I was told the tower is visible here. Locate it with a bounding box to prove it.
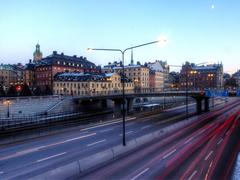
[33,43,43,62]
[130,49,134,65]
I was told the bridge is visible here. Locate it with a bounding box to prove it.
[72,90,212,114]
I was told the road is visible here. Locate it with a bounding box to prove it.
[79,98,240,180]
[0,97,231,179]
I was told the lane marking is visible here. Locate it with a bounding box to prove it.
[204,150,213,161]
[80,117,136,131]
[87,139,106,147]
[131,168,149,180]
[0,171,4,174]
[38,133,97,149]
[36,152,66,163]
[163,149,176,159]
[100,128,114,133]
[141,125,152,130]
[217,138,223,145]
[184,137,194,144]
[0,147,40,161]
[188,170,197,180]
[120,131,134,136]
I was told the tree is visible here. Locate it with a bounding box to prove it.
[0,85,6,97]
[7,85,17,97]
[20,83,32,96]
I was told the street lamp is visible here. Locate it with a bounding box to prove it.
[3,100,11,118]
[87,38,167,146]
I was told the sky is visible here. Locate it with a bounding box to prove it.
[0,0,239,73]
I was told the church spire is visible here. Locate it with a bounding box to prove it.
[33,43,43,62]
[130,49,134,65]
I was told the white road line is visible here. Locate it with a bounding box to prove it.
[87,139,106,147]
[100,128,114,133]
[39,133,96,149]
[36,152,66,163]
[184,137,194,144]
[120,131,134,136]
[217,138,223,145]
[188,170,197,180]
[163,149,176,159]
[80,117,136,131]
[141,125,152,130]
[131,168,149,180]
[204,150,213,161]
[0,171,4,174]
[0,147,40,161]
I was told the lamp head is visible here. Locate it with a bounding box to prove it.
[86,48,93,52]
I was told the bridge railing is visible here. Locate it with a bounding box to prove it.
[72,88,204,97]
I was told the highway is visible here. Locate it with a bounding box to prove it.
[79,98,240,180]
[0,97,234,179]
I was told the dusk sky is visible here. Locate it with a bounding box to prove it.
[0,0,239,73]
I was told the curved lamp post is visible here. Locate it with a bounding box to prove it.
[87,38,167,146]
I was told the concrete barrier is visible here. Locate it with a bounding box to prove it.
[135,133,153,146]
[112,139,137,158]
[79,149,114,172]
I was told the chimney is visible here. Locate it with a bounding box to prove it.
[73,55,77,58]
[53,51,57,55]
[61,52,64,56]
[29,59,32,63]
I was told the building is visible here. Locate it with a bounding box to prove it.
[33,43,43,62]
[53,72,134,96]
[35,51,99,91]
[146,60,169,89]
[169,71,180,90]
[149,70,164,90]
[179,62,224,90]
[0,64,23,90]
[232,70,240,87]
[113,65,149,89]
[23,59,36,88]
[102,60,150,90]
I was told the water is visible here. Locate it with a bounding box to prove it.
[232,153,240,180]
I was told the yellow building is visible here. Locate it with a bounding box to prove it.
[53,72,134,96]
[113,65,149,89]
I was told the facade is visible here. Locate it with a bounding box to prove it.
[23,60,36,88]
[113,65,149,89]
[0,64,23,90]
[169,71,180,89]
[149,70,164,90]
[35,51,99,90]
[232,70,240,87]
[53,72,134,96]
[179,62,224,90]
[146,60,169,89]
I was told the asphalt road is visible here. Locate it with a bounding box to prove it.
[0,97,230,179]
[79,98,240,180]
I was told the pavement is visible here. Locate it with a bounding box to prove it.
[0,97,230,179]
